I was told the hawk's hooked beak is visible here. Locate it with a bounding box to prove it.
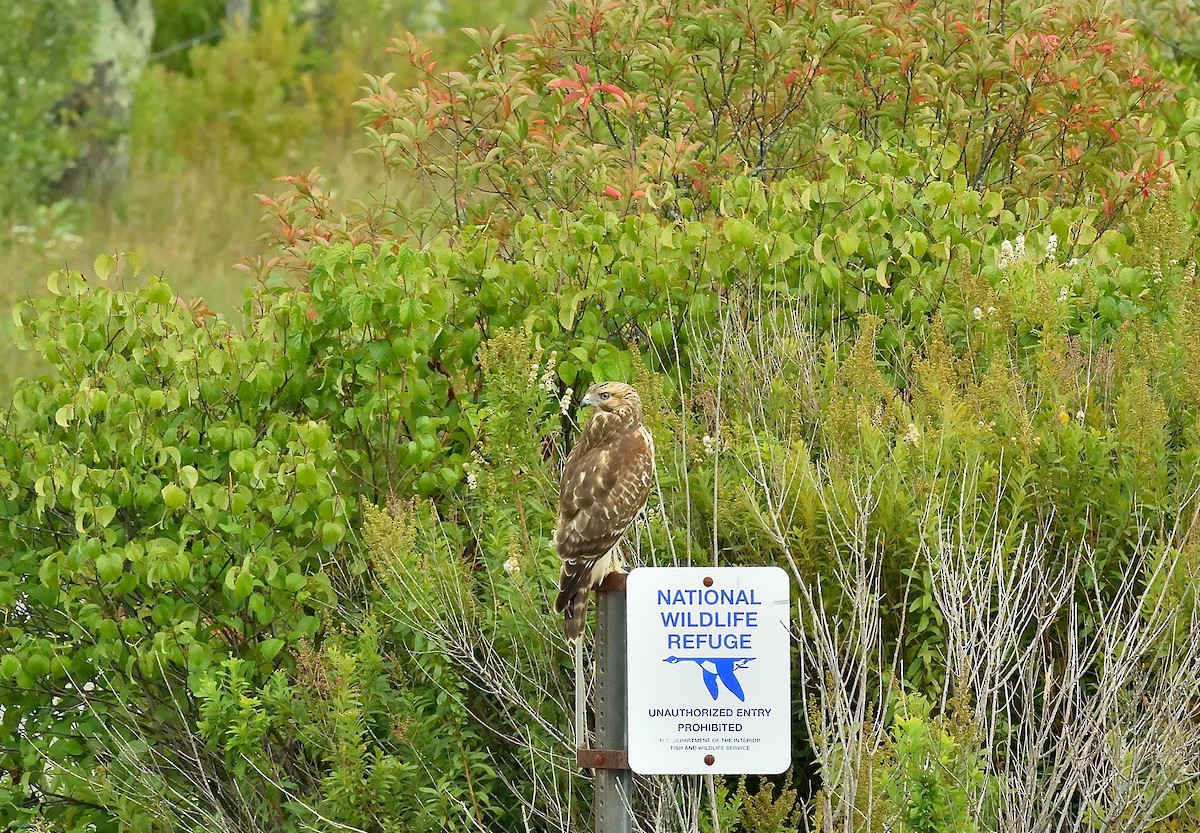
[580,391,598,408]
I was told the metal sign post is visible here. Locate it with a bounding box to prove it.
[577,572,633,833]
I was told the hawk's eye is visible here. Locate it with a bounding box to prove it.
[600,391,611,400]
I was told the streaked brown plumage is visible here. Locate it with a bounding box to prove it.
[554,382,654,640]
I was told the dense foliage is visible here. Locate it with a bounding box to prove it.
[2,0,1200,831]
[267,0,1171,248]
[0,2,95,213]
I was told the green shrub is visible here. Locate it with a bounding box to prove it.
[884,693,987,833]
[131,1,321,180]
[298,0,1170,242]
[6,174,1196,833]
[150,0,226,71]
[0,263,349,830]
[0,1,95,213]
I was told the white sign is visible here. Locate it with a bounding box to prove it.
[626,566,791,775]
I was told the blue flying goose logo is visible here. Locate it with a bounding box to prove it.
[664,656,754,701]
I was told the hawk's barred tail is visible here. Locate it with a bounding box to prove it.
[561,587,589,640]
[555,558,594,640]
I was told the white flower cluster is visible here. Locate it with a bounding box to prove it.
[559,387,574,415]
[903,423,920,446]
[702,433,720,455]
[503,554,521,575]
[996,234,1026,269]
[463,450,484,491]
[541,351,559,394]
[527,345,543,384]
[971,306,997,320]
[997,232,1061,270]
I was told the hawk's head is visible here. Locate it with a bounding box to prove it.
[581,382,642,418]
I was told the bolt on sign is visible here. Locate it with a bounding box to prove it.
[626,567,791,775]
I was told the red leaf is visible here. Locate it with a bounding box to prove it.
[548,78,582,90]
[602,186,622,199]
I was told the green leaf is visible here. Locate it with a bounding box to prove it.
[813,233,829,265]
[1050,212,1070,240]
[147,281,174,306]
[94,252,116,281]
[233,570,254,600]
[348,292,371,326]
[558,302,575,331]
[95,504,117,528]
[260,638,285,662]
[180,466,199,490]
[161,484,187,510]
[836,229,860,258]
[39,555,59,590]
[321,521,346,548]
[24,654,50,678]
[295,463,318,487]
[96,551,124,584]
[1179,115,1200,144]
[725,219,755,248]
[927,181,953,206]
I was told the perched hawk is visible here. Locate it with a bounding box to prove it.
[554,382,654,640]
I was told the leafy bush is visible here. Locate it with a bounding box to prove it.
[318,0,1170,240]
[0,264,349,830]
[0,1,95,213]
[132,1,322,180]
[1127,0,1200,62]
[149,0,227,72]
[7,173,1198,833]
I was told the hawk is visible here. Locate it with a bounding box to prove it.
[554,382,654,639]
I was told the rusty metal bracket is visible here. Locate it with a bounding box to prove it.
[577,747,630,770]
[598,571,627,592]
